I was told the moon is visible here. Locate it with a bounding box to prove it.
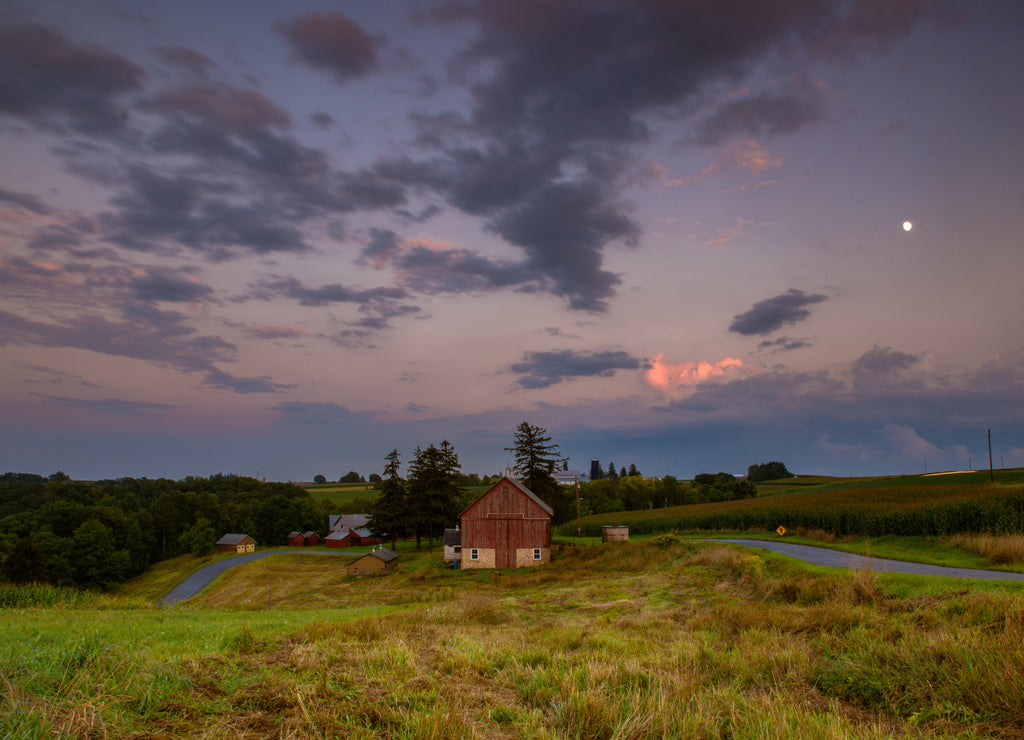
[902,220,913,231]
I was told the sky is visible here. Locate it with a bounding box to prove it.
[1,0,1023,482]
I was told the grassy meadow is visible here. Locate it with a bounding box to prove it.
[4,537,1024,739]
[303,482,379,509]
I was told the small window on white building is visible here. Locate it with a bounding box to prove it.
[454,545,461,553]
[470,548,479,560]
[533,548,542,560]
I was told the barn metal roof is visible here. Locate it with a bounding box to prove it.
[215,533,253,545]
[369,547,399,563]
[443,528,461,546]
[329,514,370,531]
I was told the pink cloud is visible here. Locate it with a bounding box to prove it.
[401,234,457,251]
[645,353,755,397]
[704,217,751,248]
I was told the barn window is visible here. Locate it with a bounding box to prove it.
[454,546,461,553]
[533,548,542,560]
[470,548,479,560]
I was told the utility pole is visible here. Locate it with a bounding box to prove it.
[575,474,581,538]
[988,429,994,483]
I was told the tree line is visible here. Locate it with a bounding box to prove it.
[0,474,323,590]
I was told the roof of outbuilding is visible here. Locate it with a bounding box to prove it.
[215,533,253,545]
[330,514,370,530]
[443,528,461,545]
[288,531,302,538]
[370,547,400,563]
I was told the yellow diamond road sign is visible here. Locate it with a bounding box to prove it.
[776,526,787,536]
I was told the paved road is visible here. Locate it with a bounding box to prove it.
[705,539,1024,582]
[160,541,1022,605]
[159,550,357,606]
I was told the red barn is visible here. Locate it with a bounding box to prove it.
[460,475,553,569]
[287,531,305,547]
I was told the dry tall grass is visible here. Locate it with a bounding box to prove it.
[950,533,1024,565]
[4,541,1024,739]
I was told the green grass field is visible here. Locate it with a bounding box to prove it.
[302,481,379,508]
[4,539,1024,739]
[5,472,1024,738]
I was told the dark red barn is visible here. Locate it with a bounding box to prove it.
[460,475,553,569]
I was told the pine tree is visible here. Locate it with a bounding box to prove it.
[407,441,462,550]
[510,422,573,523]
[368,449,407,548]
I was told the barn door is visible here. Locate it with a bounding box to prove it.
[496,520,511,568]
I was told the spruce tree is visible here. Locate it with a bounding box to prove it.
[510,421,573,523]
[407,441,462,550]
[368,449,407,548]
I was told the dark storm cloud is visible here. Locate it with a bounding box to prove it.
[688,89,828,147]
[390,0,930,312]
[853,345,920,375]
[660,369,843,420]
[358,228,402,267]
[260,277,408,307]
[488,181,636,311]
[395,203,442,224]
[27,224,85,251]
[308,111,336,128]
[129,267,215,302]
[729,289,829,336]
[276,12,384,84]
[811,0,931,59]
[758,336,811,352]
[157,47,217,78]
[334,168,408,211]
[255,276,419,340]
[440,0,930,144]
[151,83,292,132]
[0,187,50,214]
[395,246,531,294]
[511,350,643,389]
[0,305,288,394]
[202,368,292,394]
[0,21,145,135]
[851,344,919,389]
[239,326,306,340]
[101,165,311,257]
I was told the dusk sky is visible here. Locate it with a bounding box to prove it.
[2,0,1022,482]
